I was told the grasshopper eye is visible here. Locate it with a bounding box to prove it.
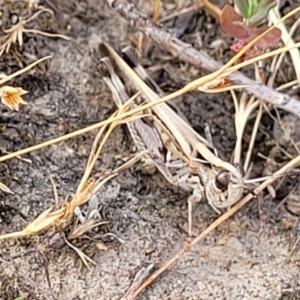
[216,170,230,190]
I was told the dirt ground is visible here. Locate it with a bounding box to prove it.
[1,0,300,299]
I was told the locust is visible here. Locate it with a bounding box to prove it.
[99,43,244,236]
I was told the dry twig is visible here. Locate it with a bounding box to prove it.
[105,0,300,116]
[121,153,300,299]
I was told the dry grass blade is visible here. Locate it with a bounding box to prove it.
[60,151,147,228]
[269,7,300,81]
[23,29,69,40]
[0,98,150,239]
[151,0,160,22]
[225,42,300,75]
[0,104,148,164]
[59,96,150,227]
[230,61,264,169]
[0,207,64,240]
[76,93,140,194]
[197,82,247,93]
[71,103,149,202]
[0,154,143,240]
[231,91,259,165]
[0,56,52,85]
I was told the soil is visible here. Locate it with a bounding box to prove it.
[1,0,300,300]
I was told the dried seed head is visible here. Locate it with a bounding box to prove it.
[0,86,28,111]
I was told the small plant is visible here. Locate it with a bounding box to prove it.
[220,0,281,53]
[0,7,69,58]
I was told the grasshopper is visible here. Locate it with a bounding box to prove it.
[99,43,244,236]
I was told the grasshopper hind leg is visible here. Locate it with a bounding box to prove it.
[187,189,203,237]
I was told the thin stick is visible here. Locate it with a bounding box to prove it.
[199,0,221,19]
[0,113,147,163]
[0,55,51,85]
[244,103,263,172]
[152,0,160,22]
[129,154,300,299]
[243,63,264,172]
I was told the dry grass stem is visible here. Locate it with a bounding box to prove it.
[151,0,160,22]
[0,38,298,173]
[231,62,264,170]
[244,103,264,172]
[0,96,150,239]
[107,0,300,114]
[269,7,300,81]
[0,107,148,164]
[199,0,221,19]
[0,55,52,85]
[63,235,97,269]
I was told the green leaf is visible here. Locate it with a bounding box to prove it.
[247,1,256,19]
[237,0,276,21]
[234,0,250,19]
[249,2,276,25]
